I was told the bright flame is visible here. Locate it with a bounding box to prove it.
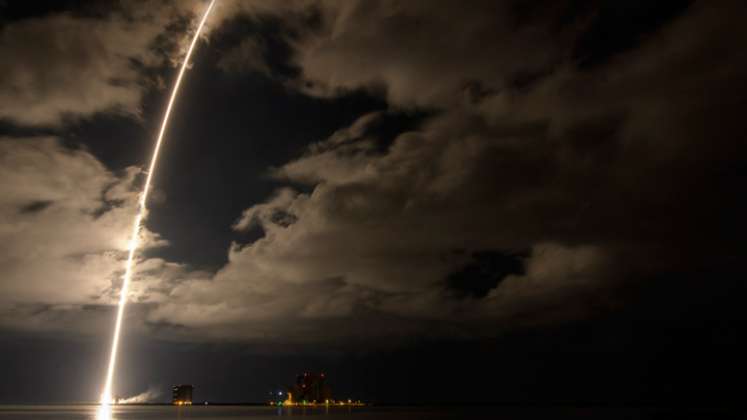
[99,0,216,407]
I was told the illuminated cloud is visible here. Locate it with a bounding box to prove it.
[0,1,744,346]
[138,0,747,342]
[0,137,167,332]
[0,1,208,126]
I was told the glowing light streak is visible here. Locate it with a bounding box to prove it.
[99,0,216,408]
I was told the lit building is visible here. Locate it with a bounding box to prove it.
[172,384,193,405]
[290,372,332,403]
[273,373,364,407]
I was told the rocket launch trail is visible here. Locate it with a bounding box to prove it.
[99,0,216,406]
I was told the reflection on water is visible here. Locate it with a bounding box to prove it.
[95,405,111,420]
[96,404,117,420]
[0,404,728,419]
[0,405,369,420]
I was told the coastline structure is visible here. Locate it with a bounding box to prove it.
[269,372,365,407]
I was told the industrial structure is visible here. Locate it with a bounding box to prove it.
[172,384,193,405]
[291,372,332,403]
[271,372,364,407]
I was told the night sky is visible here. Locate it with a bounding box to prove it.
[0,0,745,406]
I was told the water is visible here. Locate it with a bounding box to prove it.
[0,405,738,420]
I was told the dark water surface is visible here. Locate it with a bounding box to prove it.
[0,405,739,420]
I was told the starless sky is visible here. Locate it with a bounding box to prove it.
[0,0,745,405]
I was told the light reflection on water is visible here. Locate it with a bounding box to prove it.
[96,405,112,420]
[0,405,370,420]
[0,404,712,419]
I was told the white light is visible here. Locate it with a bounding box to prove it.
[96,404,112,420]
[99,0,217,407]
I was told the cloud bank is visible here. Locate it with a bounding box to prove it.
[0,0,745,345]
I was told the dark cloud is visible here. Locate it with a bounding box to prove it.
[446,251,527,299]
[18,199,54,215]
[572,0,693,68]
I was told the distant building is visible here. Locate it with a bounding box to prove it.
[172,384,193,405]
[289,372,331,403]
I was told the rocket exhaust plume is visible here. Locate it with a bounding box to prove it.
[99,0,216,406]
